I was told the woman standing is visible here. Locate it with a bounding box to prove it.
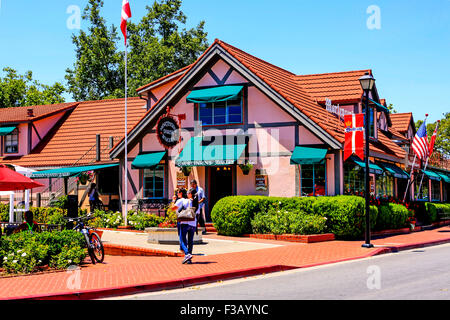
[88,183,99,213]
[173,188,197,264]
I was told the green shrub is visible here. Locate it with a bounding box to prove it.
[425,203,438,223]
[88,210,123,229]
[0,203,9,222]
[312,196,378,240]
[434,203,450,220]
[0,230,86,274]
[127,211,165,230]
[376,203,409,230]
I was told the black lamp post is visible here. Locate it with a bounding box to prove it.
[359,72,375,249]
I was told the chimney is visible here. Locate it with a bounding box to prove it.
[27,108,34,117]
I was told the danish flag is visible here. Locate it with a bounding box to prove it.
[121,0,132,45]
[428,121,439,157]
[344,114,365,161]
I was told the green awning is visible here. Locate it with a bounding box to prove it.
[368,98,389,113]
[0,127,17,136]
[31,163,119,179]
[422,170,442,181]
[131,152,166,169]
[290,146,328,165]
[186,85,243,104]
[175,136,247,167]
[435,172,450,183]
[378,162,409,179]
[352,158,384,175]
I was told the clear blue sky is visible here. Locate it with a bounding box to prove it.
[0,0,448,123]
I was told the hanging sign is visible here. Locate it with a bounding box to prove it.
[344,114,365,161]
[176,171,188,189]
[255,174,268,191]
[157,115,180,149]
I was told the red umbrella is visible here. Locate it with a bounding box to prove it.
[0,164,44,191]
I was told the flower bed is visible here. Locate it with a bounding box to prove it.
[0,230,87,275]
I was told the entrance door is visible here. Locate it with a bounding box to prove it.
[207,166,234,221]
[397,179,408,200]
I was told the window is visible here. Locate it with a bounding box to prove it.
[362,106,375,138]
[143,165,165,199]
[431,180,441,202]
[344,163,365,196]
[443,183,448,202]
[199,97,243,126]
[415,176,429,201]
[97,166,119,194]
[376,173,394,198]
[300,164,326,197]
[4,128,19,153]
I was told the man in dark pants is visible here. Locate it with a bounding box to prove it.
[190,180,207,235]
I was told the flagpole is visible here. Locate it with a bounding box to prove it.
[417,121,439,199]
[124,41,128,226]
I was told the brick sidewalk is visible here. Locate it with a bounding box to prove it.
[1,226,449,300]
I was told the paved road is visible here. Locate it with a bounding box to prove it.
[113,244,450,300]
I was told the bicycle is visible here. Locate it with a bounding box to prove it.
[65,214,104,264]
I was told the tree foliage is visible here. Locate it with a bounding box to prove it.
[416,112,450,155]
[0,68,65,108]
[65,0,209,101]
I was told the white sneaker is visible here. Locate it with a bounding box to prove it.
[182,254,193,264]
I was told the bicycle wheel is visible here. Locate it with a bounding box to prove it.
[89,232,104,263]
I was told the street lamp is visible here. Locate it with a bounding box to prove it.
[359,72,375,249]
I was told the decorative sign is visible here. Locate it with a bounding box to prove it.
[157,115,180,149]
[255,174,268,191]
[344,114,365,161]
[326,98,353,118]
[176,171,188,189]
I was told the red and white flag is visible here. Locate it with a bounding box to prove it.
[344,114,365,161]
[428,121,439,157]
[121,0,132,45]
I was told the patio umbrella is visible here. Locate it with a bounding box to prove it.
[0,164,44,191]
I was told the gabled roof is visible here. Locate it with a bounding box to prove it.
[293,70,371,104]
[390,112,414,134]
[136,65,192,94]
[0,102,78,124]
[1,98,147,168]
[371,130,407,160]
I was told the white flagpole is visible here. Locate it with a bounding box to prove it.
[417,121,439,199]
[124,41,128,225]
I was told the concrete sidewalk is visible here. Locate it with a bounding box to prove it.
[1,225,449,300]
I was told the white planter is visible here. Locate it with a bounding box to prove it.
[145,227,204,245]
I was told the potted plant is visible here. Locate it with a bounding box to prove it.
[77,171,94,185]
[181,166,192,177]
[239,163,253,175]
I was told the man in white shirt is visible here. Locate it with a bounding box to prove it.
[190,180,207,234]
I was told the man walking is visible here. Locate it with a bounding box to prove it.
[190,180,207,235]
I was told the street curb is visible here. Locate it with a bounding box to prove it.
[15,265,298,301]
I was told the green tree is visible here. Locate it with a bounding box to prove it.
[65,0,124,101]
[387,104,398,114]
[65,0,209,100]
[0,68,65,108]
[416,112,450,155]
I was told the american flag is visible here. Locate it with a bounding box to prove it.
[411,120,429,160]
[121,0,132,45]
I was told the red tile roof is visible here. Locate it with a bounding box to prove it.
[390,112,413,133]
[136,65,192,94]
[293,70,370,104]
[1,98,147,167]
[0,103,78,124]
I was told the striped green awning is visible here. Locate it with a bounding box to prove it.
[369,98,389,113]
[422,170,442,181]
[352,158,384,175]
[0,127,17,136]
[290,146,328,165]
[378,162,409,179]
[175,136,247,167]
[131,152,166,169]
[186,86,243,104]
[31,163,119,179]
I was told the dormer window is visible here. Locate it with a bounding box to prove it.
[4,128,19,154]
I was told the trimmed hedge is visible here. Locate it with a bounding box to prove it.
[211,196,378,240]
[434,203,450,220]
[375,203,409,231]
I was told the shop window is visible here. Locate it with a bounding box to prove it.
[344,163,365,196]
[431,180,441,202]
[199,97,242,126]
[415,176,429,201]
[376,173,394,198]
[143,165,165,199]
[4,128,19,153]
[300,164,326,197]
[443,183,448,202]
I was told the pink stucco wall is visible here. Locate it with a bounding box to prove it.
[32,112,65,149]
